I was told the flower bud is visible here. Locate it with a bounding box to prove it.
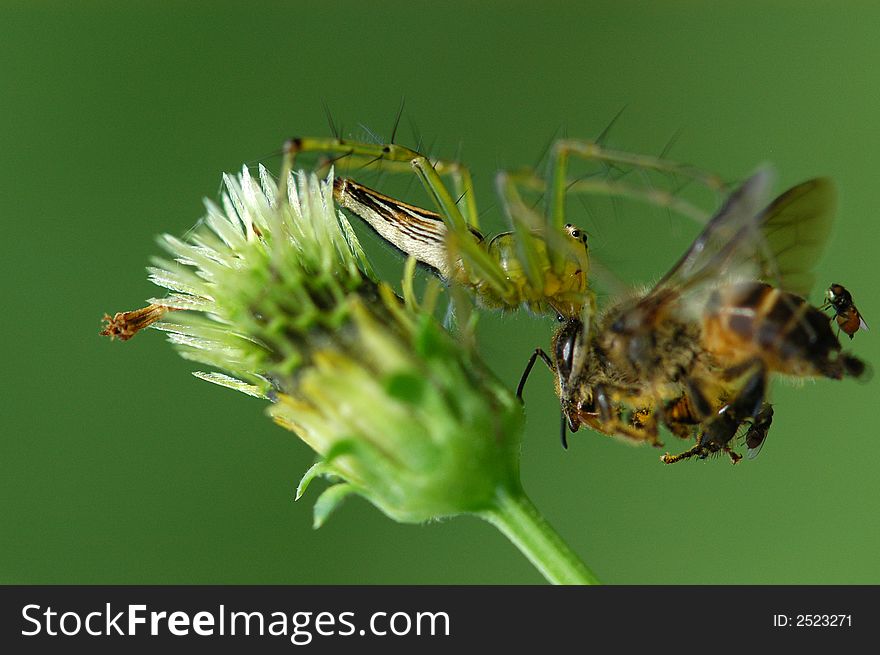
[108,166,523,526]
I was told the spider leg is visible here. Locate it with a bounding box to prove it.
[410,154,515,301]
[283,136,480,228]
[546,138,728,234]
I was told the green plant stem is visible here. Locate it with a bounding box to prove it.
[481,486,600,585]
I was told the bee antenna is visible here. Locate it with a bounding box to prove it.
[560,412,569,450]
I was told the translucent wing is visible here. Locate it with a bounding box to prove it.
[756,177,836,298]
[610,169,774,333]
[651,168,775,297]
[622,171,835,328]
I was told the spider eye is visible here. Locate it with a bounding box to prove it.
[570,229,580,238]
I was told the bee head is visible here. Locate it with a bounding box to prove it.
[552,318,589,396]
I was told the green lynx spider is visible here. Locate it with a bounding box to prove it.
[282,134,729,319]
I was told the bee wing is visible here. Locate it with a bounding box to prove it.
[631,171,835,323]
[647,168,776,305]
[757,177,836,298]
[607,171,774,335]
[610,170,843,361]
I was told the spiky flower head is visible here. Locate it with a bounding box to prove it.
[104,167,523,526]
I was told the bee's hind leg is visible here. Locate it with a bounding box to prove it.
[660,424,742,464]
[664,364,768,465]
[661,443,706,464]
[704,364,768,462]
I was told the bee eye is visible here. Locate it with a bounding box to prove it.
[554,320,583,385]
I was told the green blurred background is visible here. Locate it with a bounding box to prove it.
[2,1,879,584]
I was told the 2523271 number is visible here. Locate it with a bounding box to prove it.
[796,614,852,627]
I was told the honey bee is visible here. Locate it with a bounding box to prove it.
[824,283,868,339]
[519,172,867,462]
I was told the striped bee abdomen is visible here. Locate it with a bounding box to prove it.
[702,281,860,378]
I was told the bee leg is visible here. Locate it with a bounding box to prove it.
[718,358,762,382]
[661,443,705,464]
[626,407,662,447]
[664,364,767,465]
[606,409,662,447]
[695,405,740,458]
[734,366,768,419]
[665,420,696,440]
[594,384,613,423]
[698,365,767,462]
[722,446,743,464]
[661,374,720,443]
[583,394,662,446]
[662,412,741,464]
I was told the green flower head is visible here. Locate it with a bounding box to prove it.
[106,167,523,526]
